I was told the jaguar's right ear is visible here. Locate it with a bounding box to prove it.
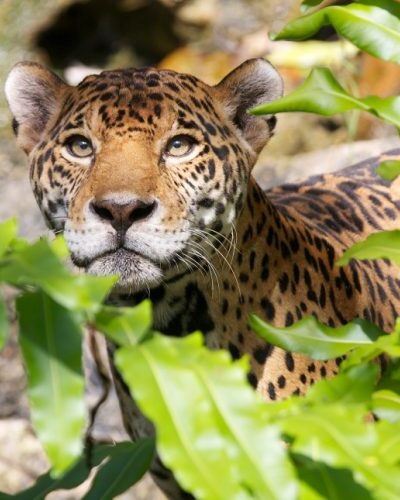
[214,59,283,155]
[5,62,69,154]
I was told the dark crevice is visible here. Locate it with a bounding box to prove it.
[34,0,183,68]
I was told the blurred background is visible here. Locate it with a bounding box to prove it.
[0,0,399,498]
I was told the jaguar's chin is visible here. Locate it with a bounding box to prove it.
[85,248,164,293]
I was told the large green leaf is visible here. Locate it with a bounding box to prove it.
[272,4,400,64]
[17,291,86,475]
[0,239,115,313]
[377,160,400,181]
[281,406,400,498]
[295,454,373,500]
[83,439,155,500]
[3,445,112,500]
[376,421,400,465]
[361,95,400,127]
[116,333,297,500]
[0,293,8,350]
[94,300,152,347]
[49,235,70,259]
[300,0,324,14]
[358,0,400,19]
[305,363,378,405]
[373,390,400,423]
[0,218,17,258]
[302,0,400,18]
[2,441,154,500]
[337,230,400,266]
[249,314,382,360]
[251,68,400,128]
[342,328,400,369]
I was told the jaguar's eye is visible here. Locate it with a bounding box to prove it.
[165,135,196,158]
[65,135,93,158]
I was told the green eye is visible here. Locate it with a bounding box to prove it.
[166,135,196,158]
[65,135,93,158]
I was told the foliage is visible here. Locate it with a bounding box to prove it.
[337,230,400,267]
[0,220,155,495]
[80,440,155,500]
[250,1,400,133]
[94,300,152,346]
[301,0,400,20]
[272,4,400,64]
[1,217,400,499]
[116,333,297,500]
[0,440,155,500]
[0,235,115,312]
[249,314,382,360]
[377,160,400,181]
[17,291,86,476]
[300,0,325,13]
[252,68,400,128]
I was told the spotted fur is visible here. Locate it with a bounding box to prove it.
[6,59,400,499]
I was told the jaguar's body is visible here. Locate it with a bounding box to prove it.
[5,59,400,498]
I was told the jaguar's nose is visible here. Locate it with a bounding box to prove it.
[90,197,157,232]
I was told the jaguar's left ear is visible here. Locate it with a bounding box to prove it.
[215,58,283,154]
[5,61,69,154]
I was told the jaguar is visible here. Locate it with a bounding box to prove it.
[5,58,400,498]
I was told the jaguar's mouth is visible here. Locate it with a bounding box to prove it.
[74,247,165,293]
[71,246,149,268]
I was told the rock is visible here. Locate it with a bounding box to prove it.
[0,419,48,494]
[254,137,400,189]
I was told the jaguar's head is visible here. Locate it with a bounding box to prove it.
[5,59,282,292]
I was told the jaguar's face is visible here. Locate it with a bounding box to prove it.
[5,60,282,292]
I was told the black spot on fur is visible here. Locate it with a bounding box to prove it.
[253,344,273,364]
[285,352,295,372]
[260,298,275,320]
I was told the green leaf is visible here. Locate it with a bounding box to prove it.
[4,441,153,500]
[116,333,297,500]
[373,390,400,423]
[358,0,400,19]
[361,95,400,128]
[0,218,17,258]
[94,300,152,346]
[272,4,400,64]
[306,364,378,405]
[376,421,400,465]
[252,67,361,115]
[342,328,400,369]
[249,314,382,360]
[281,406,400,498]
[17,291,86,475]
[250,68,400,128]
[301,1,400,18]
[49,235,70,259]
[377,359,400,390]
[300,0,324,14]
[337,230,400,266]
[6,445,112,500]
[0,239,116,312]
[294,454,373,500]
[0,293,8,350]
[377,160,400,181]
[83,439,155,500]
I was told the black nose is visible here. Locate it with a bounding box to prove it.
[90,198,157,232]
